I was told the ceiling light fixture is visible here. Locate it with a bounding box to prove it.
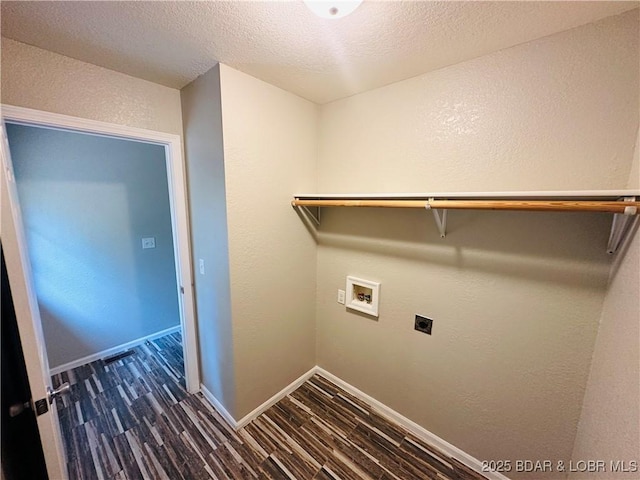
[304,0,363,19]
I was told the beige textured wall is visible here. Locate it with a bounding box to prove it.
[219,65,318,418]
[316,10,638,477]
[181,66,236,415]
[569,228,639,479]
[318,11,638,192]
[627,128,639,189]
[568,130,640,479]
[1,38,182,135]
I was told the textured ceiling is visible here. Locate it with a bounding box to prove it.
[1,1,636,104]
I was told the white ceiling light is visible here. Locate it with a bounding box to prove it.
[304,0,363,19]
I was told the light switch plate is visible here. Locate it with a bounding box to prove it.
[337,289,345,304]
[141,237,156,249]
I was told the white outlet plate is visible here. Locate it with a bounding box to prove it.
[141,237,156,249]
[337,289,345,304]
[346,276,380,317]
[198,259,205,275]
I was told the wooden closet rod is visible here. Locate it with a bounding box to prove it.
[292,199,640,214]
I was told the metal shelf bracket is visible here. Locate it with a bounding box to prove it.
[426,198,447,238]
[607,197,637,254]
[301,205,320,226]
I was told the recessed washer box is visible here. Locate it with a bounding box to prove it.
[346,276,380,317]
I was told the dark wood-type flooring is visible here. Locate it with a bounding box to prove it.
[52,332,488,480]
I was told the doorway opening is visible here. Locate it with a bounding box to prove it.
[2,106,200,477]
[7,122,184,370]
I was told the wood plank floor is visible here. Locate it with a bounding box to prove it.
[52,333,488,480]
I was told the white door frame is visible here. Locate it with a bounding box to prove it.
[1,104,201,473]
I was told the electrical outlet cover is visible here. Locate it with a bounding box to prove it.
[415,315,433,335]
[141,237,156,249]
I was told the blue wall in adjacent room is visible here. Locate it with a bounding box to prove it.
[7,123,180,369]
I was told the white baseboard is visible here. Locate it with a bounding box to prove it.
[235,367,318,429]
[199,367,317,430]
[199,384,239,429]
[198,364,507,480]
[49,325,181,375]
[314,367,510,480]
